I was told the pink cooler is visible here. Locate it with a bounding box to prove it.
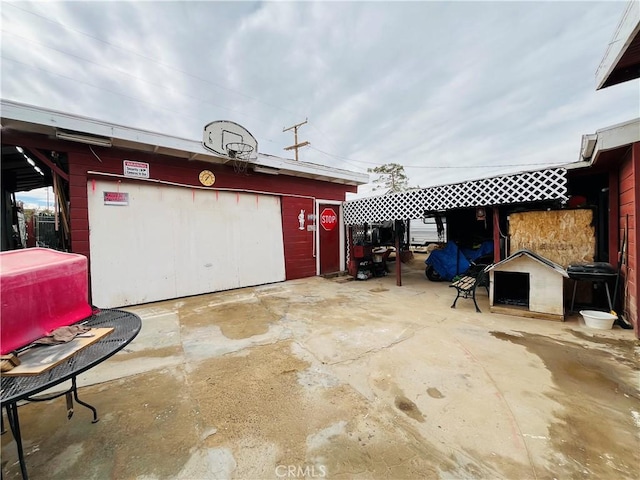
[1,248,93,354]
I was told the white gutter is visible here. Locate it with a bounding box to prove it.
[573,118,640,168]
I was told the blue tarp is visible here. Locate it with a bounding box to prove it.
[461,240,494,262]
[425,241,493,281]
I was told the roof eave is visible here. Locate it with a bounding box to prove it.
[575,117,640,167]
[0,99,368,186]
[596,0,640,90]
[254,154,368,186]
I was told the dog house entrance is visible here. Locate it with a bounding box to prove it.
[494,272,530,308]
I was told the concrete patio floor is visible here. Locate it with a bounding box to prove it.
[2,257,639,479]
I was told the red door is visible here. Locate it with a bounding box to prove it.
[319,204,340,274]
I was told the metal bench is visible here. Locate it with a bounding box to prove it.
[450,268,489,313]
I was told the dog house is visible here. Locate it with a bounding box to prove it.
[487,250,568,321]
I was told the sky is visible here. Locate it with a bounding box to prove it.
[2,0,638,206]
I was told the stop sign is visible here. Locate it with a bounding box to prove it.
[320,208,338,231]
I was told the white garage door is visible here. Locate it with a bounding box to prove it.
[87,180,286,307]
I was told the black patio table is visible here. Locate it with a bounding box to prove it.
[1,308,142,480]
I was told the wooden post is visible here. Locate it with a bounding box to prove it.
[395,220,402,286]
[493,207,501,264]
[608,170,620,268]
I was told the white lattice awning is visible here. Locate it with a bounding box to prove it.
[343,168,568,225]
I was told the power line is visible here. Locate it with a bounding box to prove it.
[308,146,568,169]
[307,121,342,151]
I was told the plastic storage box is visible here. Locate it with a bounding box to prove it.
[1,248,93,354]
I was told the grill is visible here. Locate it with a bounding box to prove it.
[567,262,617,312]
[567,262,617,280]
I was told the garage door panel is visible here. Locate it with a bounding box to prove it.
[232,195,287,286]
[87,186,177,306]
[174,199,238,296]
[88,181,285,307]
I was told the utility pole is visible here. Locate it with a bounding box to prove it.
[283,118,310,161]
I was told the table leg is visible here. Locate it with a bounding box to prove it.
[5,402,29,480]
[70,377,99,423]
[25,377,99,424]
[571,280,578,313]
[604,282,613,312]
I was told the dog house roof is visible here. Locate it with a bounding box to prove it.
[487,250,568,278]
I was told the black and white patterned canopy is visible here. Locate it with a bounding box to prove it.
[343,168,567,225]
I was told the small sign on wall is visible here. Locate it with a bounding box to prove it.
[123,160,149,179]
[104,191,129,206]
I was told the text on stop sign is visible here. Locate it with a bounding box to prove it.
[321,213,336,223]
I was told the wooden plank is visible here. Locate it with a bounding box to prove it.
[3,327,114,376]
[509,209,595,267]
[451,276,476,291]
[490,305,564,322]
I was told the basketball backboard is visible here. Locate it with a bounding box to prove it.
[202,120,258,159]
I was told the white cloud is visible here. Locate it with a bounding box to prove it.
[1,1,637,195]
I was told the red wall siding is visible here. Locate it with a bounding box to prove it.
[65,146,355,201]
[68,163,93,262]
[618,144,638,336]
[281,197,316,280]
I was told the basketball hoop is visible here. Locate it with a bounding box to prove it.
[226,142,254,174]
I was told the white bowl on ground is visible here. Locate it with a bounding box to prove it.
[580,310,617,330]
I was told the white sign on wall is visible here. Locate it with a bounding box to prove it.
[123,160,150,179]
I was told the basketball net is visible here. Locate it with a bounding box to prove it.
[227,142,253,174]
